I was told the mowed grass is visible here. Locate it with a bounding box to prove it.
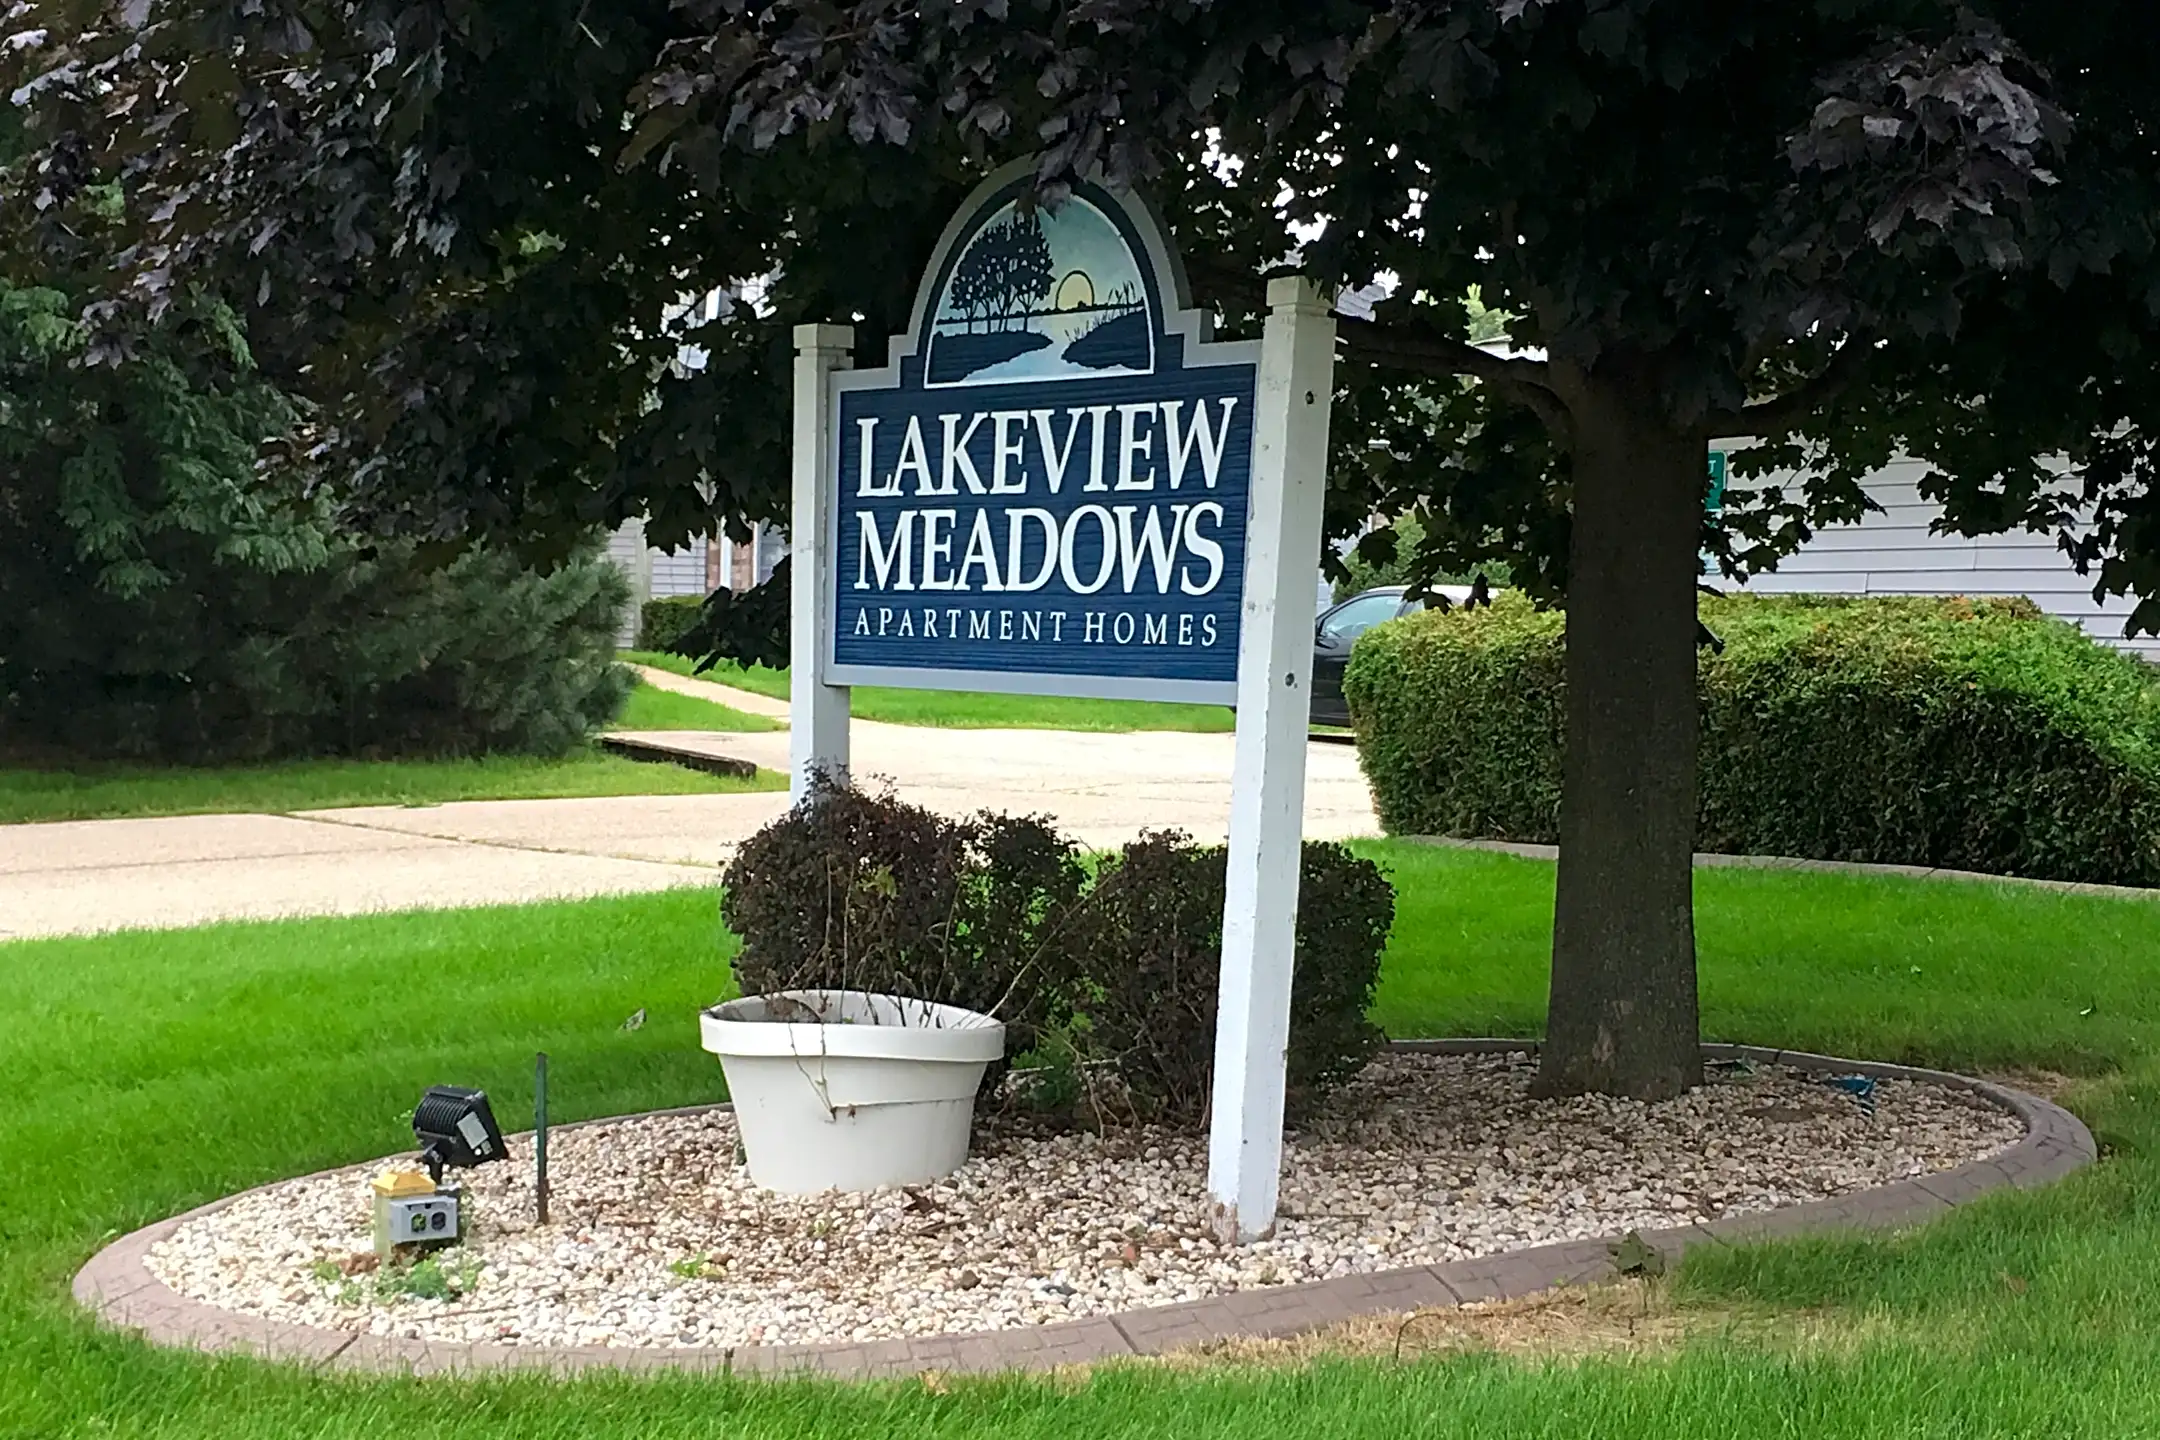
[609,681,780,733]
[626,650,1237,732]
[2,842,2159,1435]
[0,684,782,825]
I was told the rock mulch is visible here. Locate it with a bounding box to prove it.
[144,1052,2020,1350]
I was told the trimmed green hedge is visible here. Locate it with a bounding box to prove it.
[1345,592,2160,887]
[639,594,706,652]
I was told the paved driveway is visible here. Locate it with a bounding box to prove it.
[1,678,1378,939]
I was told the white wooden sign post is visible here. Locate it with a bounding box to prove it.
[788,162,1337,1243]
[790,323,855,802]
[1207,278,1336,1243]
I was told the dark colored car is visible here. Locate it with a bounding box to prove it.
[1309,584,1472,728]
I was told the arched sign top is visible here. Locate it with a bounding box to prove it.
[917,180,1164,388]
[828,160,1258,705]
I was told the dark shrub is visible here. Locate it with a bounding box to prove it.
[1284,838,1400,1095]
[720,790,1397,1127]
[1062,831,1224,1122]
[303,544,632,760]
[2,538,633,763]
[720,778,1085,1060]
[1346,592,2160,886]
[956,809,1092,1044]
[639,594,706,653]
[1072,832,1393,1126]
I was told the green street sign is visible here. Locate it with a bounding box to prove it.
[1701,450,1728,578]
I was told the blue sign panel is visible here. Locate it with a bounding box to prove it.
[826,167,1260,704]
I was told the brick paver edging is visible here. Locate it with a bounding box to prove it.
[73,1041,2093,1381]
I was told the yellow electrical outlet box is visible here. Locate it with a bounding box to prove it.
[371,1169,435,1200]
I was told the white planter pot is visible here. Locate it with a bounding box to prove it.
[699,989,1005,1194]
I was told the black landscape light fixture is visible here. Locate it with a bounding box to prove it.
[412,1085,510,1184]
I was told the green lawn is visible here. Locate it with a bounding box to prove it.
[1,684,782,825]
[609,680,780,733]
[2,842,2158,1435]
[625,649,1237,732]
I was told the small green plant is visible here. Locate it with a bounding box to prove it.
[376,1257,451,1302]
[373,1253,480,1303]
[448,1251,482,1295]
[667,1256,709,1280]
[1010,1024,1088,1117]
[309,1260,341,1285]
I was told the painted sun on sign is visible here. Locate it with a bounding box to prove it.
[926,196,1154,386]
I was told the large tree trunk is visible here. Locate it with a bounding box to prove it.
[1535,359,1704,1100]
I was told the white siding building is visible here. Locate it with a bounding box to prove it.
[605,519,787,648]
[1724,455,2157,663]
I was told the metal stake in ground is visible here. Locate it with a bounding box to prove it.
[1206,276,1337,1244]
[535,1052,550,1226]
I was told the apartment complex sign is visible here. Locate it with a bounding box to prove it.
[795,159,1340,1241]
[825,172,1260,703]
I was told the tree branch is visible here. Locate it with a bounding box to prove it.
[1333,322,1543,390]
[1335,325,1574,443]
[1705,340,1873,437]
[1184,257,1573,442]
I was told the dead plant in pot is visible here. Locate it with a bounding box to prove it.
[703,774,1091,1192]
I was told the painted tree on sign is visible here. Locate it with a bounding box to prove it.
[983,210,1056,330]
[10,0,2158,1098]
[947,236,998,334]
[951,211,1056,332]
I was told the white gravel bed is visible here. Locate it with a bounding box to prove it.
[145,1052,2021,1350]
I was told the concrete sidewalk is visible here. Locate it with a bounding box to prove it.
[0,806,745,942]
[609,723,1377,848]
[2,716,1378,940]
[627,664,1378,844]
[633,664,792,720]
